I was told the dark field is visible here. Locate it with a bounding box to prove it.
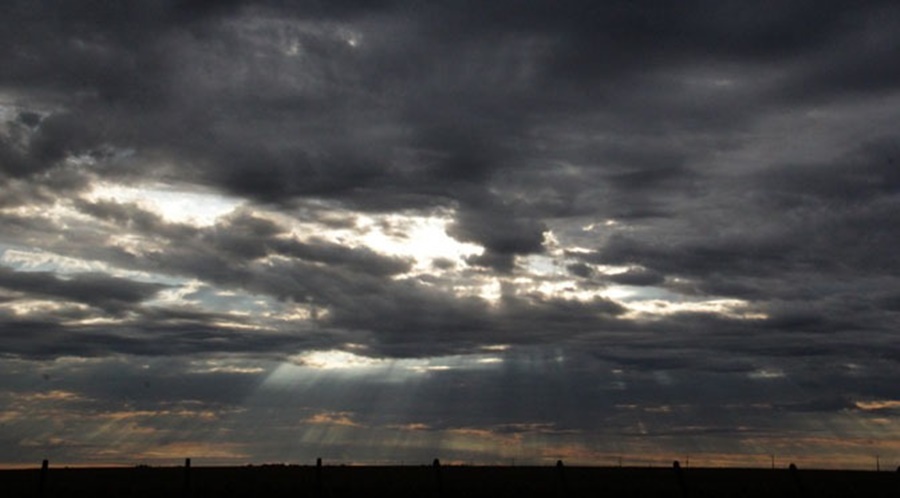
[3,464,898,498]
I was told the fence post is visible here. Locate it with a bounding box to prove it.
[38,459,49,497]
[556,460,568,498]
[673,460,689,498]
[183,458,191,498]
[788,463,806,498]
[433,458,443,498]
[316,458,323,497]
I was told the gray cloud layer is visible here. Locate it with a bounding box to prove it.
[1,0,899,466]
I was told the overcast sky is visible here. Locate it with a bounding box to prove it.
[1,0,899,469]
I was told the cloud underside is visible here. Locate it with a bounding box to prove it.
[1,0,899,466]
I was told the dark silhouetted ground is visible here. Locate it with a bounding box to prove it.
[2,464,898,497]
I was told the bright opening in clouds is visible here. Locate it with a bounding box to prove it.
[85,183,244,227]
[1,0,899,470]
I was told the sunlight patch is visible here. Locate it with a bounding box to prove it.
[86,182,243,227]
[534,279,604,301]
[0,199,88,227]
[1,248,110,274]
[520,254,564,276]
[135,441,249,462]
[354,212,484,272]
[15,390,86,403]
[265,350,507,386]
[4,299,90,317]
[152,279,204,306]
[63,316,130,327]
[453,277,502,304]
[623,298,768,320]
[187,361,267,375]
[290,350,387,370]
[855,400,900,411]
[107,233,167,257]
[0,247,177,285]
[279,209,484,275]
[304,411,362,427]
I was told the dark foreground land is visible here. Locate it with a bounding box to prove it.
[3,464,898,498]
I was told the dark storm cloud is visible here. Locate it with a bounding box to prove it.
[2,0,900,466]
[566,263,594,279]
[0,266,167,313]
[71,199,413,277]
[7,195,634,359]
[588,137,900,306]
[2,0,897,358]
[758,137,900,205]
[275,237,414,277]
[1,0,896,316]
[775,396,858,414]
[3,0,896,250]
[448,201,548,271]
[37,199,537,357]
[29,357,267,410]
[0,316,131,359]
[321,283,626,358]
[0,305,345,360]
[0,0,247,96]
[73,199,187,237]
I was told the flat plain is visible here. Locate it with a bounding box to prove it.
[3,464,898,498]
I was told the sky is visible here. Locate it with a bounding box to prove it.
[1,0,899,470]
